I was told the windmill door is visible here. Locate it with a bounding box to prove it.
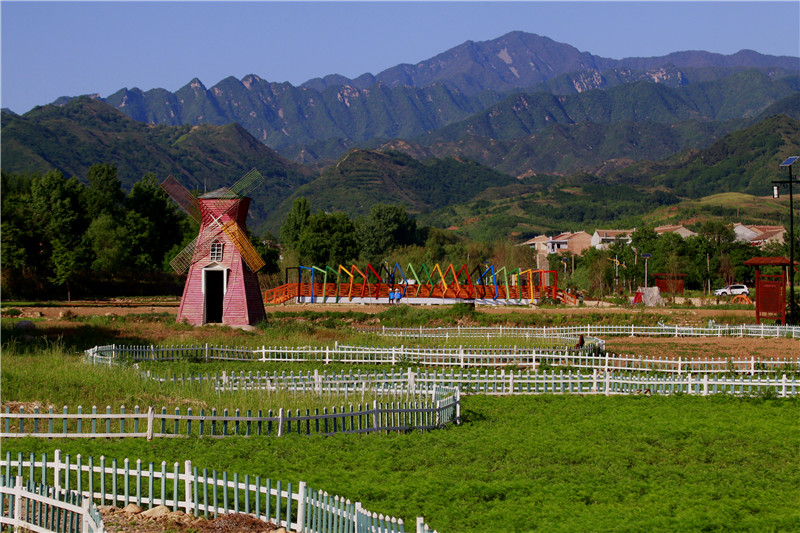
[205,270,225,323]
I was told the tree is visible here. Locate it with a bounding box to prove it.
[86,212,155,274]
[49,240,82,301]
[30,170,90,299]
[280,197,311,250]
[357,204,418,262]
[127,173,190,270]
[251,232,281,275]
[85,163,125,219]
[698,220,735,247]
[296,212,359,266]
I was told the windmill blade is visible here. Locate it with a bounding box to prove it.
[222,221,266,272]
[169,224,225,273]
[169,236,199,274]
[228,168,265,198]
[161,175,201,223]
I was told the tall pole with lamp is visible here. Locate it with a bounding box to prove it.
[772,156,799,325]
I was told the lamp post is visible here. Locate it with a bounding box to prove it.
[641,253,652,288]
[773,156,799,324]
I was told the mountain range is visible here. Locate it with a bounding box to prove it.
[49,31,798,168]
[3,31,799,240]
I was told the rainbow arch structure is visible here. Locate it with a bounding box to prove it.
[264,263,576,305]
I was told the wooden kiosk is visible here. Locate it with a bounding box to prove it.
[744,256,797,325]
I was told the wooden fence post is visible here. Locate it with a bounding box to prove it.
[416,516,425,533]
[183,459,193,515]
[81,497,92,533]
[277,408,285,437]
[354,501,362,531]
[373,400,380,433]
[407,368,416,395]
[13,476,23,530]
[296,481,306,533]
[146,406,154,441]
[54,448,62,491]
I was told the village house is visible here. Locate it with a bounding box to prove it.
[654,224,697,238]
[520,234,550,254]
[591,229,635,249]
[546,231,592,255]
[733,223,786,247]
[520,234,552,269]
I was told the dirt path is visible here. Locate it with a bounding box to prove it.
[6,298,751,321]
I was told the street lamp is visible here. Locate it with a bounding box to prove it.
[773,156,799,324]
[641,253,652,288]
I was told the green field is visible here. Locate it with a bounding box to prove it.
[4,394,798,532]
[2,308,799,532]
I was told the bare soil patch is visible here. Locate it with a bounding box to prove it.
[99,507,281,533]
[604,336,798,360]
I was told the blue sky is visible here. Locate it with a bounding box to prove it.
[2,1,799,114]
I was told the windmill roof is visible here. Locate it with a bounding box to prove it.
[200,188,239,199]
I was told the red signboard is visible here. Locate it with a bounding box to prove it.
[755,273,786,324]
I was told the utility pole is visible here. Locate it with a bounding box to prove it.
[773,156,799,324]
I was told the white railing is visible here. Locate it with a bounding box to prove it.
[87,343,798,375]
[84,341,604,370]
[146,368,799,397]
[0,475,105,533]
[85,341,603,367]
[2,450,438,533]
[358,323,800,339]
[0,387,460,440]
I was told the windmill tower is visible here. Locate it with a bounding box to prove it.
[161,169,267,326]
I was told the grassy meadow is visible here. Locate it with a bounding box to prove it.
[2,305,799,532]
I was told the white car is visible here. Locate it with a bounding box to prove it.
[714,284,749,296]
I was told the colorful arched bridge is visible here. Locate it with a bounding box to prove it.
[264,263,577,305]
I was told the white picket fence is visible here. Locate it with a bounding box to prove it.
[0,475,105,533]
[0,387,460,440]
[84,340,603,367]
[359,323,800,339]
[145,367,800,397]
[86,343,798,375]
[2,450,437,533]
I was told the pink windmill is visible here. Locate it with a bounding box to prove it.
[161,169,267,326]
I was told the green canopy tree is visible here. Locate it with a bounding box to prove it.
[30,170,90,300]
[126,173,190,270]
[357,204,418,262]
[85,163,125,219]
[280,197,311,251]
[297,212,359,267]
